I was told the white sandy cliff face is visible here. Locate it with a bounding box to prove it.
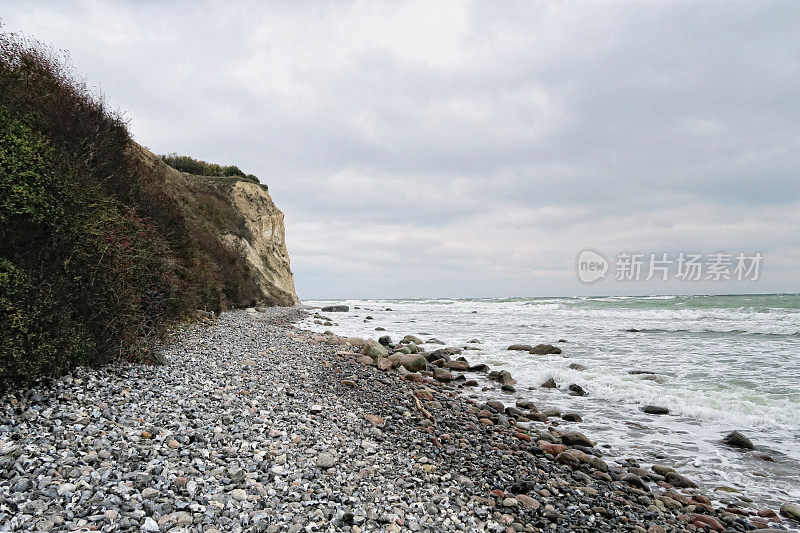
[223,181,299,305]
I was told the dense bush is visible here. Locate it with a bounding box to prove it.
[160,153,260,184]
[0,32,264,389]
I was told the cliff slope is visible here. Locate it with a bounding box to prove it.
[131,144,298,307]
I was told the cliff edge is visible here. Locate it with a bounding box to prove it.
[131,144,299,307]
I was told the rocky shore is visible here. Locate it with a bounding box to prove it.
[1,307,796,532]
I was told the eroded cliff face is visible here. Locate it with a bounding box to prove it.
[131,143,299,307]
[221,181,298,306]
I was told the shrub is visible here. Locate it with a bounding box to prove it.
[0,31,269,389]
[160,153,260,183]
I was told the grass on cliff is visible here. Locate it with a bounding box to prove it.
[160,153,260,184]
[0,32,264,389]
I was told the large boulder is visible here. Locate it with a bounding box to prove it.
[446,360,469,371]
[402,335,423,345]
[431,347,462,358]
[433,367,453,382]
[398,354,427,372]
[378,335,393,347]
[560,431,593,447]
[321,305,349,312]
[530,344,562,355]
[488,370,516,386]
[508,344,534,351]
[722,431,754,450]
[362,341,388,359]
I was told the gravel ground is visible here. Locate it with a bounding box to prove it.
[0,308,793,532]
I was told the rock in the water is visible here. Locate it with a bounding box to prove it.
[488,370,516,386]
[561,412,582,422]
[642,405,669,415]
[530,344,562,355]
[321,305,349,312]
[568,383,587,396]
[402,334,424,345]
[722,430,754,449]
[508,344,534,351]
[541,377,557,389]
[569,363,587,371]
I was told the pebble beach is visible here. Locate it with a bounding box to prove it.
[1,307,797,532]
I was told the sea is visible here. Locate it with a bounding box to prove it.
[300,294,800,512]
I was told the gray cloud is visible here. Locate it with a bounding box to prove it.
[3,0,798,298]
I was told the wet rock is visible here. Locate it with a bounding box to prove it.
[433,367,452,382]
[398,354,427,372]
[530,344,562,355]
[568,383,587,396]
[561,431,593,447]
[561,412,583,422]
[402,335,424,345]
[321,305,349,312]
[569,363,587,371]
[781,502,800,520]
[665,471,698,488]
[541,378,557,389]
[689,514,724,531]
[363,341,388,358]
[378,335,393,346]
[722,431,754,449]
[508,344,534,351]
[642,405,669,415]
[622,473,649,491]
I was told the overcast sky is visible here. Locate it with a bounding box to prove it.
[4,1,798,299]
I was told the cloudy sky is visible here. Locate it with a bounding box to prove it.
[4,1,798,299]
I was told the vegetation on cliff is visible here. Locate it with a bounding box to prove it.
[0,33,295,388]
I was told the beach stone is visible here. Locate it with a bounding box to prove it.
[378,335,392,346]
[398,354,427,372]
[515,494,540,510]
[665,471,698,488]
[321,305,349,312]
[141,517,159,532]
[468,363,489,372]
[569,363,587,371]
[230,488,247,501]
[722,431,754,449]
[561,431,593,447]
[446,360,469,371]
[402,335,424,345]
[315,453,337,469]
[556,451,580,468]
[643,405,670,415]
[541,378,557,389]
[568,384,587,396]
[562,412,582,422]
[363,341,388,358]
[651,464,675,476]
[508,344,534,351]
[432,367,452,382]
[781,502,800,520]
[622,473,649,491]
[530,344,562,355]
[689,514,724,531]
